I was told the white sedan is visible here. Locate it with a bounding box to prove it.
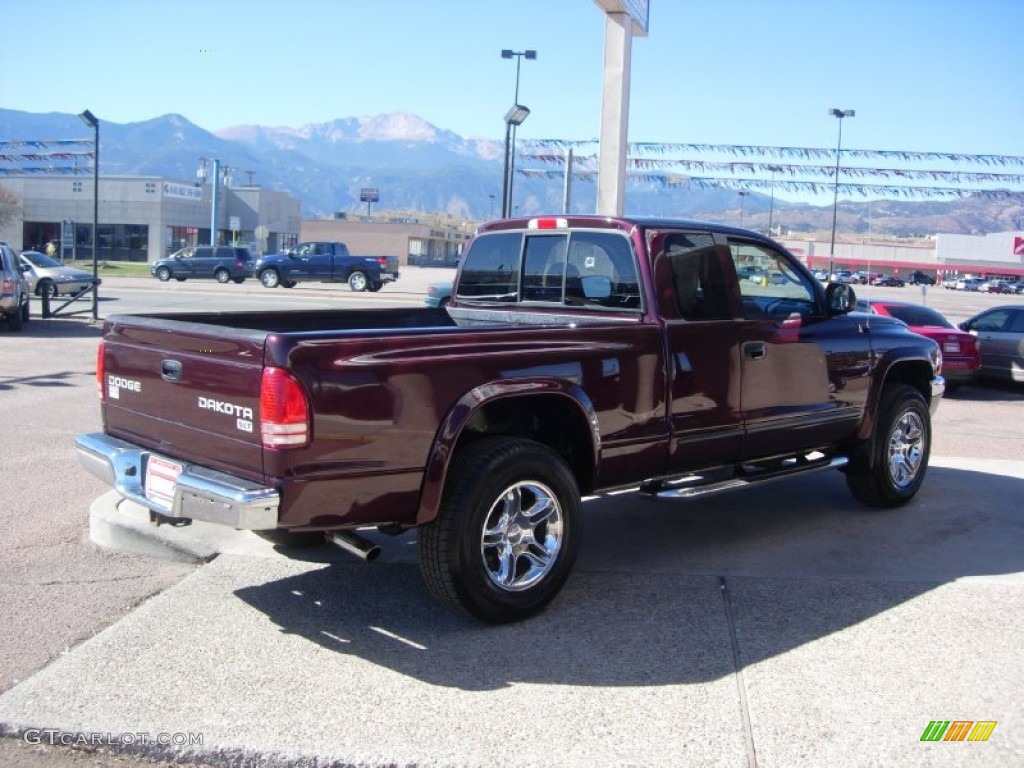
[18,251,98,299]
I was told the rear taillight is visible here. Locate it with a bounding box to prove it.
[96,340,106,402]
[260,367,310,449]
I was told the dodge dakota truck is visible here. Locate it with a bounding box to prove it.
[76,215,944,623]
[254,241,400,292]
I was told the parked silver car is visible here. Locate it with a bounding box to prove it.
[18,251,98,298]
[1,242,30,331]
[959,305,1024,383]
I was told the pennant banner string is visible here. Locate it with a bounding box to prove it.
[522,139,1024,168]
[517,168,1024,200]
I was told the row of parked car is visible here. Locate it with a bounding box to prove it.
[149,243,401,292]
[944,277,1023,293]
[813,269,938,287]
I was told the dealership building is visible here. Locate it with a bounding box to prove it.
[0,175,475,267]
[781,231,1024,282]
[0,175,303,261]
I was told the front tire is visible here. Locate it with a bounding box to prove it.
[418,437,581,624]
[155,266,171,281]
[845,384,931,507]
[348,270,368,292]
[260,269,281,288]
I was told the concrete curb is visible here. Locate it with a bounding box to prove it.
[89,491,284,563]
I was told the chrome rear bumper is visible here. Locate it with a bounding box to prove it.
[75,432,279,530]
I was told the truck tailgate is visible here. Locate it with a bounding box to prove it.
[101,316,267,484]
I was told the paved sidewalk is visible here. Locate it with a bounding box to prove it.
[0,456,1021,767]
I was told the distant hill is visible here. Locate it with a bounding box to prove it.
[1,108,1020,236]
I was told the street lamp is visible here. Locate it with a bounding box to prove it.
[502,105,530,218]
[828,108,855,278]
[500,49,536,218]
[738,190,750,228]
[78,109,99,321]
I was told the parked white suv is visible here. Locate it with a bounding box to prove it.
[1,242,30,331]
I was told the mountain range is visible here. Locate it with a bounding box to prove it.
[2,108,1021,237]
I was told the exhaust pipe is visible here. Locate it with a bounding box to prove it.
[329,530,381,562]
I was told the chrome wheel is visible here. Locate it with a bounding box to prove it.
[887,410,925,489]
[480,480,564,592]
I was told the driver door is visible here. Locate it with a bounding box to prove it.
[724,236,870,459]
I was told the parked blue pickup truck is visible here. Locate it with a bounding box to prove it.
[254,241,400,291]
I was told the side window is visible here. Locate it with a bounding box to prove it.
[664,233,733,321]
[194,247,213,259]
[729,240,816,319]
[1007,311,1024,333]
[522,235,568,302]
[565,232,641,309]
[972,309,1012,332]
[455,232,521,302]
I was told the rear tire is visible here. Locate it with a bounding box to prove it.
[214,268,230,284]
[348,271,368,292]
[845,384,931,507]
[37,280,57,299]
[418,437,581,624]
[7,309,24,332]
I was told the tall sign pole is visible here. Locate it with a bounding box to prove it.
[594,1,648,216]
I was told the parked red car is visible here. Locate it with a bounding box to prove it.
[858,299,979,390]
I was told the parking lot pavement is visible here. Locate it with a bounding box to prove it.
[0,456,1021,767]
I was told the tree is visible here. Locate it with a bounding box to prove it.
[0,185,20,229]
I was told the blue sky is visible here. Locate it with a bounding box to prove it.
[4,1,1021,166]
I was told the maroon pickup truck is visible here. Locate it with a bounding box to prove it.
[76,215,945,623]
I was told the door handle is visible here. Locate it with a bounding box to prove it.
[744,342,767,360]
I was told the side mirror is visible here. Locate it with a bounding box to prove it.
[826,282,856,315]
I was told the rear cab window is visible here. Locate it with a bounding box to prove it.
[455,229,642,311]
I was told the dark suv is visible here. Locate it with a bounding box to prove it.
[908,270,936,286]
[1,242,30,331]
[151,246,254,283]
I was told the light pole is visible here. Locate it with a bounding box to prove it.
[78,109,99,321]
[738,190,749,228]
[196,158,222,245]
[766,165,782,236]
[828,108,855,278]
[502,105,530,218]
[501,49,536,218]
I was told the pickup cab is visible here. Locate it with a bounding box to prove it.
[76,215,944,623]
[254,241,400,291]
